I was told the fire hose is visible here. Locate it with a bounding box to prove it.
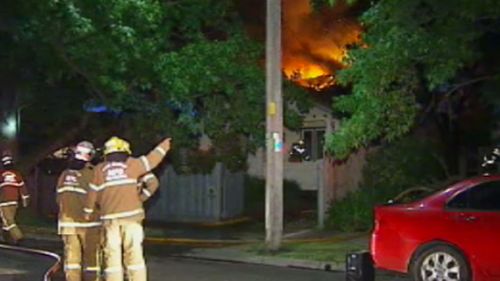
[0,242,61,281]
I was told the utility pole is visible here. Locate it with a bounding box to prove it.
[265,0,283,251]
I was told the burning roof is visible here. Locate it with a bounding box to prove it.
[282,0,362,91]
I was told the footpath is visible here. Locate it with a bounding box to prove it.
[19,218,369,272]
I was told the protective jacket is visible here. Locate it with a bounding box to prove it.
[0,169,29,207]
[138,173,159,202]
[57,165,101,235]
[84,141,169,222]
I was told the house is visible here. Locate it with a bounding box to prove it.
[247,94,370,227]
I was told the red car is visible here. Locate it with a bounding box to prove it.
[371,175,500,281]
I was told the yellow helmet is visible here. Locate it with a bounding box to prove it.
[104,136,132,155]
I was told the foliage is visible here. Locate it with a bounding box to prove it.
[168,132,249,174]
[362,138,447,190]
[310,0,360,10]
[317,0,500,159]
[2,0,311,169]
[326,191,372,232]
[327,136,447,232]
[284,81,314,131]
[168,147,217,175]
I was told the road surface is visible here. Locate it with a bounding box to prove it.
[1,239,409,281]
[0,244,59,281]
[147,256,409,281]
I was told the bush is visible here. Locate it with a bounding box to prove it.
[327,137,447,232]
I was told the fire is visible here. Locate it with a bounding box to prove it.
[283,0,362,91]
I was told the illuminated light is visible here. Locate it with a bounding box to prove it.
[1,115,17,139]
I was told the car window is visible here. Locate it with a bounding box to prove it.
[386,187,436,205]
[447,181,500,211]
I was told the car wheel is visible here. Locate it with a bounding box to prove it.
[411,244,471,281]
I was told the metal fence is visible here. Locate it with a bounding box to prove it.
[145,163,244,223]
[30,162,244,223]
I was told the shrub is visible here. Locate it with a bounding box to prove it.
[327,137,447,232]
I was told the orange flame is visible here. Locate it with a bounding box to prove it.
[283,0,361,91]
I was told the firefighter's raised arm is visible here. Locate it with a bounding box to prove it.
[130,137,171,178]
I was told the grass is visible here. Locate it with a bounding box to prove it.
[246,238,368,264]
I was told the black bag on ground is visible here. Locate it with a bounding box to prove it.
[345,251,375,281]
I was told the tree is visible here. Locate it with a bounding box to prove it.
[316,0,500,160]
[1,0,310,170]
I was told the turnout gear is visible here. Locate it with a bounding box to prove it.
[288,140,310,162]
[481,146,500,176]
[104,137,132,155]
[57,142,102,281]
[85,137,171,281]
[0,161,29,244]
[1,155,13,167]
[62,228,101,281]
[138,173,159,202]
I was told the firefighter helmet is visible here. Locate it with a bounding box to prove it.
[74,141,95,162]
[494,147,500,157]
[104,136,132,155]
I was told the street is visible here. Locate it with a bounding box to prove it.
[0,246,58,281]
[147,256,409,281]
[0,239,409,281]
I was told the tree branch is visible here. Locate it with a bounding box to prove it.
[419,73,500,124]
[62,23,114,46]
[51,41,107,103]
[20,113,92,174]
[445,74,499,98]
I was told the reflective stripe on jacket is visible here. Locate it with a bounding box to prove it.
[85,141,169,222]
[57,165,100,234]
[0,169,29,205]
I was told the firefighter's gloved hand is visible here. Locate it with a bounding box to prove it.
[22,197,30,208]
[83,213,91,221]
[160,137,172,152]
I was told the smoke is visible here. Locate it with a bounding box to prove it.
[282,0,361,91]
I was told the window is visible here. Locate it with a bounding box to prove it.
[302,128,325,161]
[447,181,500,211]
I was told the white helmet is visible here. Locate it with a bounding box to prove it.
[74,141,95,162]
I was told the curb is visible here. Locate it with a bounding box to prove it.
[172,251,345,272]
[196,217,252,227]
[284,232,368,244]
[22,225,368,248]
[21,227,364,272]
[144,232,368,247]
[144,237,253,247]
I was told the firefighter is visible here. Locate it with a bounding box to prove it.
[57,141,102,281]
[481,146,500,176]
[84,136,171,281]
[288,140,310,162]
[138,173,159,203]
[0,153,29,245]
